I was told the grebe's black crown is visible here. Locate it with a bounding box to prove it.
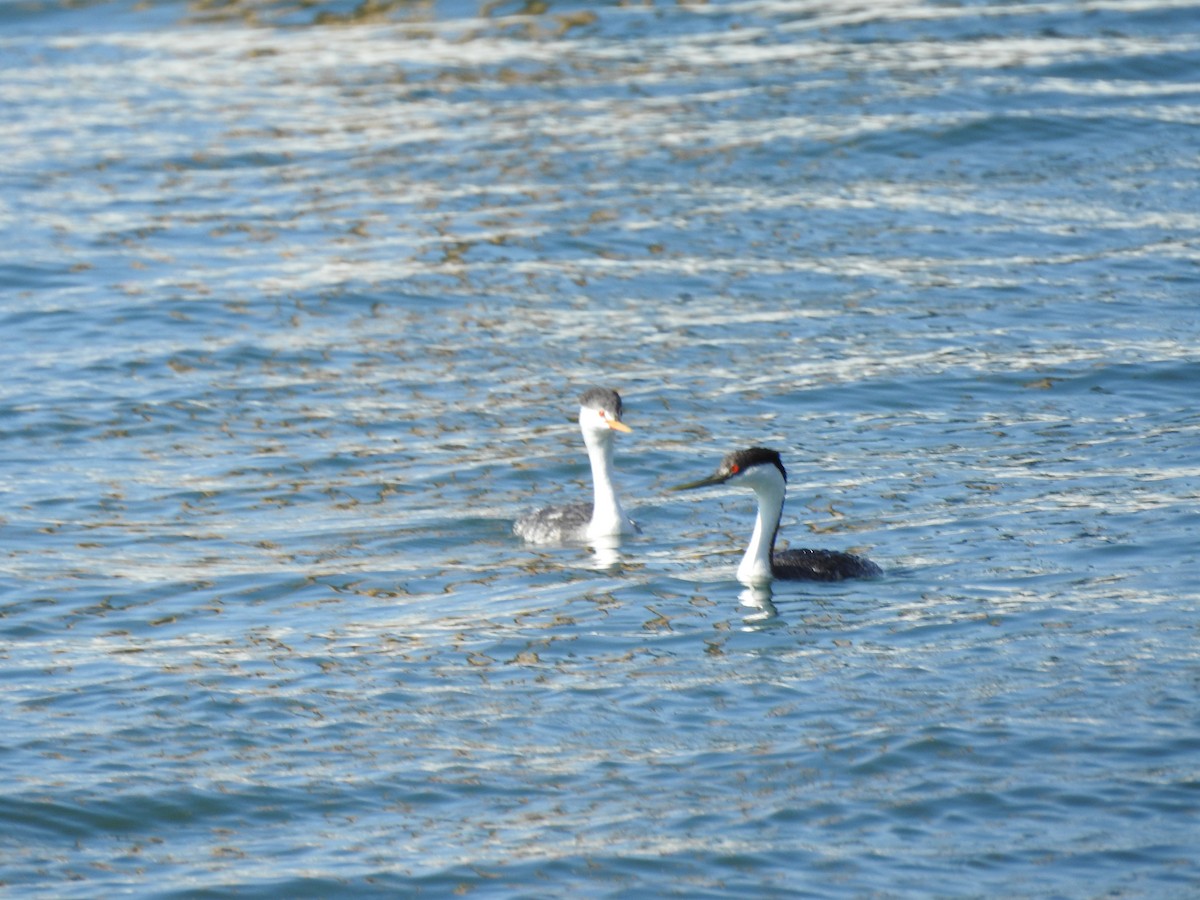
[669,445,787,492]
[721,447,787,482]
[578,386,623,419]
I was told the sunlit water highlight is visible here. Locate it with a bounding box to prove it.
[2,0,1199,896]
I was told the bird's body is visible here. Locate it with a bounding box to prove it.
[672,447,880,584]
[514,387,637,544]
[771,548,880,582]
[513,501,595,545]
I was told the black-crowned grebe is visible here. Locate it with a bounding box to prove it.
[671,447,880,584]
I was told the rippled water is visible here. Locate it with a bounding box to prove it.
[3,0,1199,895]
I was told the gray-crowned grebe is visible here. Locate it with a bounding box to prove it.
[514,387,637,543]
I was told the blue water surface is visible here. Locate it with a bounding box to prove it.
[2,0,1199,896]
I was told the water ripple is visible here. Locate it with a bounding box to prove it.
[2,0,1199,896]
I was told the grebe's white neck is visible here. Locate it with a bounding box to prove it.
[736,466,786,585]
[582,416,632,538]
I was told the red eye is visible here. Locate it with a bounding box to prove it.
[597,410,607,418]
[730,464,740,474]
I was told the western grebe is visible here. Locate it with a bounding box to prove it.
[670,447,881,584]
[514,387,637,544]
